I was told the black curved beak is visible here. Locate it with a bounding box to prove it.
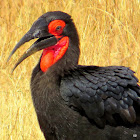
[7,18,57,72]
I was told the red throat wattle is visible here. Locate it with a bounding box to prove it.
[40,36,69,72]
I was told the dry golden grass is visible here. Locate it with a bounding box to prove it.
[0,0,140,139]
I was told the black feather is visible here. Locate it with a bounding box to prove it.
[60,65,140,127]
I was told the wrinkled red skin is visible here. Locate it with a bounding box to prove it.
[40,20,69,72]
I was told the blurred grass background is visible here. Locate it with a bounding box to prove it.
[0,0,140,139]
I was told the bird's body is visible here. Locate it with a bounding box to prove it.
[9,11,140,140]
[31,64,140,140]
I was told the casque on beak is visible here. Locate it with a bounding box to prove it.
[7,17,57,72]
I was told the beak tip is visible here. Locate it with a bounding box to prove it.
[7,49,15,62]
[7,55,11,62]
[11,67,15,74]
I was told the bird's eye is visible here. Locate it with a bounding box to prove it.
[56,26,62,31]
[48,20,66,36]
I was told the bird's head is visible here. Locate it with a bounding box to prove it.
[8,11,80,73]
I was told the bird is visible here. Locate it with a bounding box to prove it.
[8,11,140,140]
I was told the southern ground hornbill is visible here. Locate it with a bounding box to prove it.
[8,11,140,140]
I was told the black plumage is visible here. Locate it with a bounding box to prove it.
[8,11,140,140]
[61,66,140,126]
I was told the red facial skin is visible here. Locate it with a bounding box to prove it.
[40,20,69,72]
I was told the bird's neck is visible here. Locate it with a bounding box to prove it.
[40,37,69,72]
[40,35,80,76]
